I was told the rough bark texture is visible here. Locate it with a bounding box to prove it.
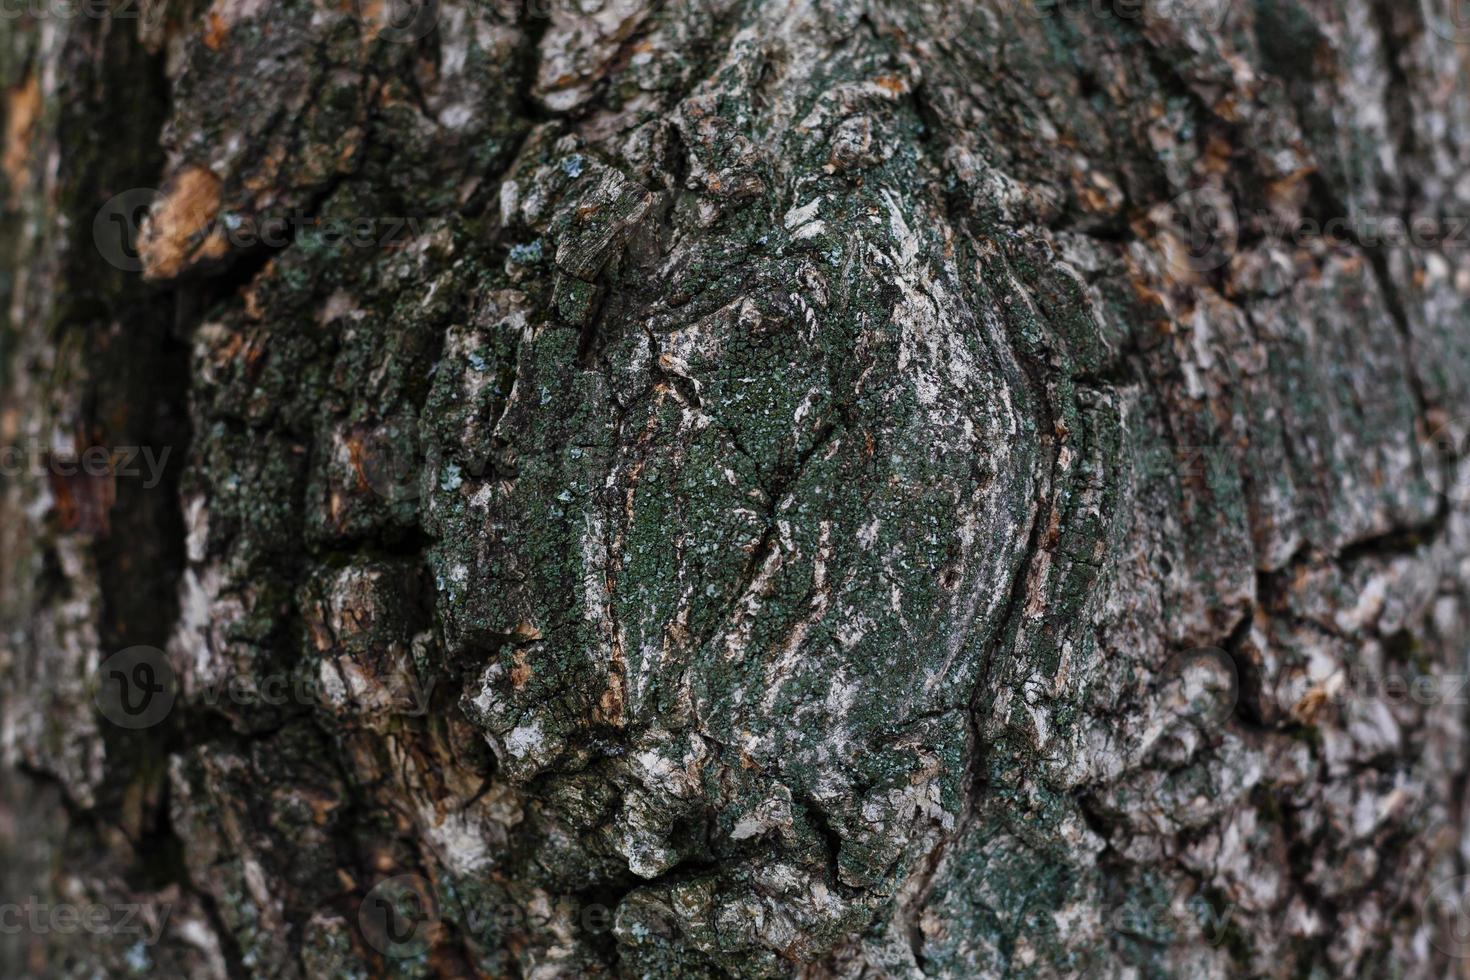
[4,0,1470,977]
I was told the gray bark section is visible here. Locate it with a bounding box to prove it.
[2,0,1470,977]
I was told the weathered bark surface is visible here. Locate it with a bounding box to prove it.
[3,0,1470,976]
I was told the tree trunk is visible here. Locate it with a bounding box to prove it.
[3,0,1470,976]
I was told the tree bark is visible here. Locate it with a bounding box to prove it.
[4,0,1470,976]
